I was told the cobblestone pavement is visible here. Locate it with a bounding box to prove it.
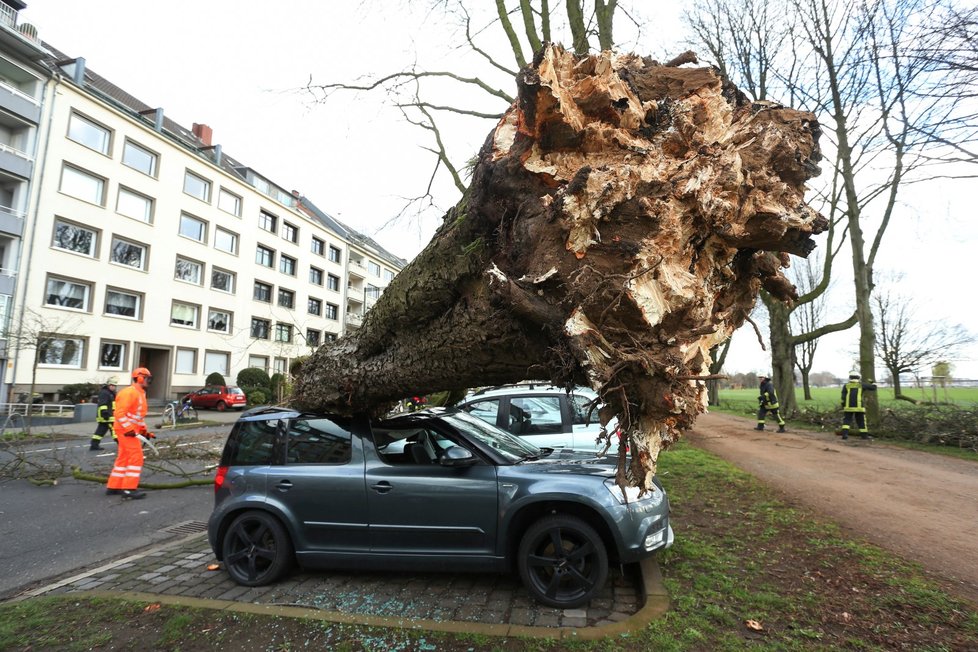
[26,531,667,636]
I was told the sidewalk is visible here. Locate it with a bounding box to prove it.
[16,531,669,640]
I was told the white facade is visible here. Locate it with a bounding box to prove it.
[3,51,404,403]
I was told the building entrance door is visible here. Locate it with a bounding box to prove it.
[134,346,171,403]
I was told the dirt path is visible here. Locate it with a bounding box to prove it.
[686,412,978,605]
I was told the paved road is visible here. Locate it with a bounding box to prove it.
[0,412,239,599]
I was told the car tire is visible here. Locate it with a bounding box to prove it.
[222,511,293,586]
[216,401,227,412]
[517,514,608,608]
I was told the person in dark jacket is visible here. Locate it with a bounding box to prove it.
[89,377,119,451]
[840,373,877,440]
[755,375,786,432]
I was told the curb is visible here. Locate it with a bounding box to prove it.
[13,534,670,639]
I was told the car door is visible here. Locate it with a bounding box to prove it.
[262,415,369,552]
[364,425,498,556]
[504,394,571,449]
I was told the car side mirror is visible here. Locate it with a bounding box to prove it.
[440,446,477,467]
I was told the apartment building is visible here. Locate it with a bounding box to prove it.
[0,2,406,404]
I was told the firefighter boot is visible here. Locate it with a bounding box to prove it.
[122,489,146,500]
[89,439,102,451]
[754,424,765,431]
[777,425,786,433]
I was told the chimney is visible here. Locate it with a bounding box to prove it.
[192,123,213,146]
[72,57,86,85]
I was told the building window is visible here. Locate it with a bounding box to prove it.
[311,237,325,256]
[278,288,295,309]
[211,268,236,294]
[109,237,148,270]
[327,274,340,291]
[116,186,153,223]
[250,317,270,339]
[170,301,200,328]
[218,188,241,216]
[308,297,322,316]
[122,139,158,176]
[248,354,269,371]
[179,213,207,242]
[60,164,105,205]
[383,269,395,283]
[208,308,232,333]
[274,357,288,374]
[175,256,204,285]
[310,267,324,286]
[44,276,91,311]
[214,227,239,255]
[39,335,86,367]
[204,351,229,376]
[306,329,321,347]
[328,245,341,263]
[175,348,197,374]
[98,341,127,370]
[104,288,142,319]
[184,170,211,202]
[253,281,272,302]
[52,219,97,257]
[256,245,275,267]
[67,112,111,154]
[366,285,381,301]
[325,303,338,320]
[259,210,277,233]
[282,222,298,243]
[279,254,296,276]
[274,323,293,343]
[368,260,381,276]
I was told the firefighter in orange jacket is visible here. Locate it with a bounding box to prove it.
[106,367,153,499]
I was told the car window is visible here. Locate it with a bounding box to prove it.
[286,417,353,464]
[461,398,499,424]
[570,394,599,425]
[228,387,244,395]
[223,418,279,465]
[510,396,563,435]
[440,411,540,462]
[373,426,450,465]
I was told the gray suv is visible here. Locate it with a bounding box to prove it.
[207,406,672,608]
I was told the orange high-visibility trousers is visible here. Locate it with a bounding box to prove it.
[106,434,144,490]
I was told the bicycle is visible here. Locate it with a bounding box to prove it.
[162,398,199,428]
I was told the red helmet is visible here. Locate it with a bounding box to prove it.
[132,367,153,384]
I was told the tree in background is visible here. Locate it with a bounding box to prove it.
[873,291,974,401]
[686,0,968,423]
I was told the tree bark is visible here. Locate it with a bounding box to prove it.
[291,45,826,490]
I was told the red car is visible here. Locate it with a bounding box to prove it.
[183,386,247,411]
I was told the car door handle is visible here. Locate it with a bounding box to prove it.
[274,480,293,492]
[370,481,392,494]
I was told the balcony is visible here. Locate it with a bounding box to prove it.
[348,260,366,279]
[346,312,363,328]
[0,141,31,179]
[0,202,24,237]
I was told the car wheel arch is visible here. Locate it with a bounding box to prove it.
[213,503,298,561]
[501,499,621,566]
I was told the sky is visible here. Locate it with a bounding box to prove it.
[18,1,978,380]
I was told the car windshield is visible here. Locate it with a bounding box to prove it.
[228,387,244,395]
[440,410,542,462]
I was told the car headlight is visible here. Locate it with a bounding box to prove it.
[604,478,663,506]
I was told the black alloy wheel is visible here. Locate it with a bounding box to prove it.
[216,401,227,412]
[222,511,293,586]
[517,514,609,608]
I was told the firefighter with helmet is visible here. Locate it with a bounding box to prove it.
[105,367,154,499]
[840,372,877,440]
[756,374,786,433]
[88,376,119,450]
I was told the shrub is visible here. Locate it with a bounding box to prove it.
[247,389,268,405]
[236,367,271,391]
[205,371,227,386]
[270,373,286,402]
[58,382,99,404]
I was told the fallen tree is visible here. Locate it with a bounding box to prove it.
[292,45,826,491]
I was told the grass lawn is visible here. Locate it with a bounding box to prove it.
[719,385,978,409]
[2,444,975,651]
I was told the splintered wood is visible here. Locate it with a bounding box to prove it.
[292,45,825,490]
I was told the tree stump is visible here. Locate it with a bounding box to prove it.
[292,45,826,491]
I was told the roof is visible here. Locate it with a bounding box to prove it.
[297,194,407,269]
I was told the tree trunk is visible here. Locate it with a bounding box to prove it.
[764,295,798,415]
[292,46,826,490]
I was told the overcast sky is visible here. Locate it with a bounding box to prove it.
[20,1,978,381]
